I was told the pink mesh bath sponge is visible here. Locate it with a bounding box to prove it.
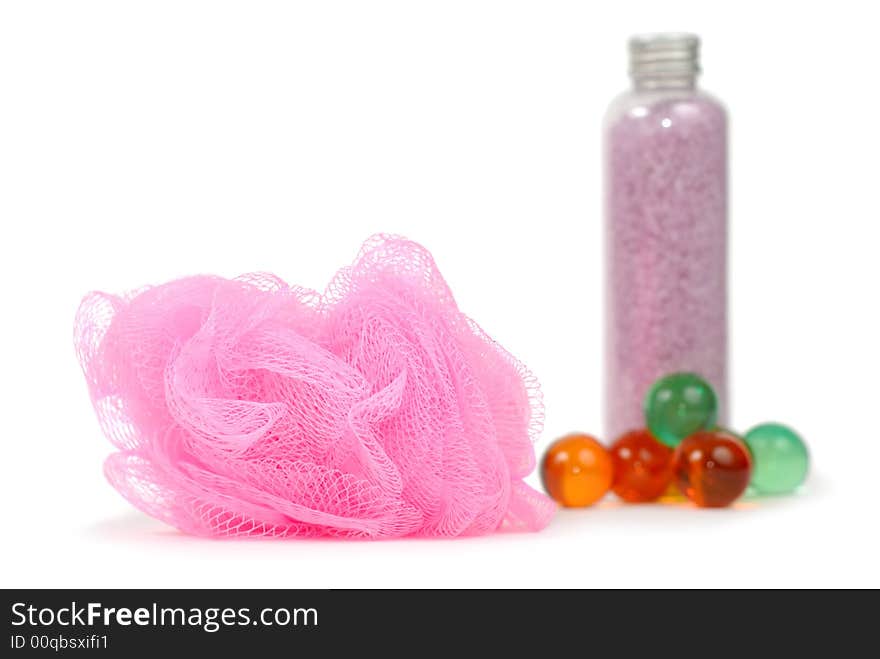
[74,235,555,538]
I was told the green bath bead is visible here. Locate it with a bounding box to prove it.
[744,423,809,494]
[644,372,718,447]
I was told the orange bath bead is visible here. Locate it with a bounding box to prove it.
[609,429,674,502]
[541,434,612,507]
[673,429,752,508]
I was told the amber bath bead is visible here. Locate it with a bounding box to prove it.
[673,429,751,507]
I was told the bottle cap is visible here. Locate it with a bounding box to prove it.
[629,33,700,81]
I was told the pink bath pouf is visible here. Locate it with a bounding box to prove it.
[74,235,555,538]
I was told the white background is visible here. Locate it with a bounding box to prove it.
[1,1,878,588]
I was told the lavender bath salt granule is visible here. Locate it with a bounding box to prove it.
[604,34,728,440]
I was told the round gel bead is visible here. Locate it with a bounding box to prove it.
[644,372,718,447]
[609,429,674,502]
[743,423,809,494]
[541,434,613,507]
[673,429,751,507]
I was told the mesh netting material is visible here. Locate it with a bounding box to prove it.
[74,235,555,538]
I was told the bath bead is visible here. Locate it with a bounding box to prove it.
[743,423,809,494]
[673,429,751,507]
[609,429,674,502]
[645,372,718,447]
[541,434,613,507]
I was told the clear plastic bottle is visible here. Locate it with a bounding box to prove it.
[604,34,728,440]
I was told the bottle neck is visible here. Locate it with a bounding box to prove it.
[632,74,697,93]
